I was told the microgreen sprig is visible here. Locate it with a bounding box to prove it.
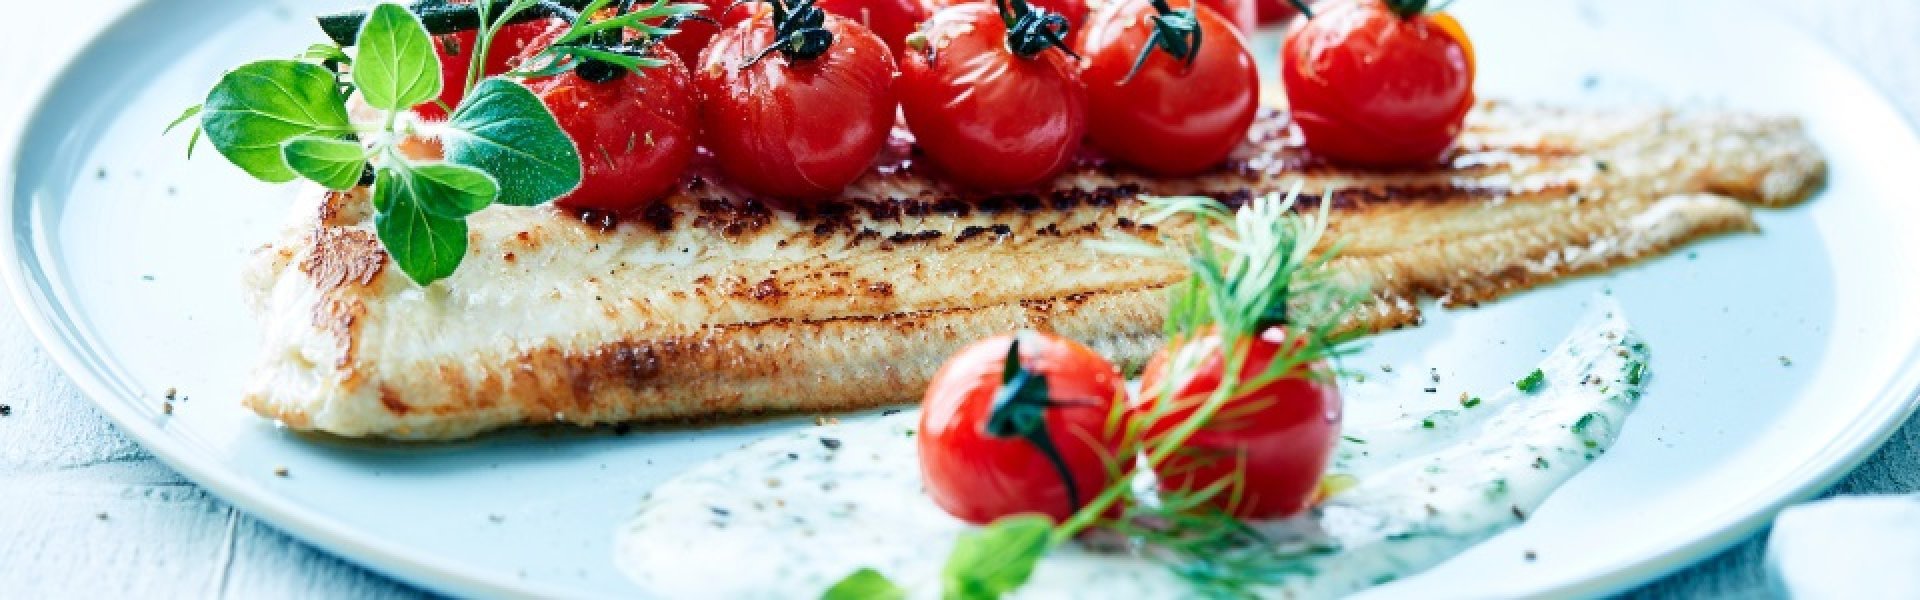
[170,2,588,285]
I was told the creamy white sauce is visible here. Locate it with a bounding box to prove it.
[615,307,1648,598]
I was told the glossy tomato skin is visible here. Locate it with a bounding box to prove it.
[1135,326,1342,519]
[898,3,1087,191]
[1196,0,1257,33]
[655,0,756,67]
[1080,0,1258,176]
[417,18,562,120]
[695,14,897,202]
[815,0,932,59]
[1255,0,1304,26]
[928,0,1087,39]
[1281,0,1474,166]
[920,333,1131,525]
[525,51,699,213]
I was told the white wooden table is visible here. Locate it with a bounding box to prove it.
[4,1,1918,597]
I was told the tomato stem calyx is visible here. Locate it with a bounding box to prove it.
[1119,0,1204,85]
[1381,0,1433,19]
[984,337,1085,513]
[996,0,1078,60]
[742,0,836,67]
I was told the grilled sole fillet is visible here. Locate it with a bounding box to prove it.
[242,101,1823,439]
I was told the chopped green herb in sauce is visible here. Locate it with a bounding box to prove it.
[1462,396,1482,409]
[1625,361,1646,385]
[1516,369,1546,393]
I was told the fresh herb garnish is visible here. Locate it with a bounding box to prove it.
[1516,368,1546,393]
[170,1,617,284]
[821,567,907,600]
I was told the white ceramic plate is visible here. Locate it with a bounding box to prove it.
[7,0,1920,597]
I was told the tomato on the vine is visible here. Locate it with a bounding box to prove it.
[1281,0,1475,166]
[919,332,1132,525]
[898,0,1086,191]
[815,0,931,58]
[1135,325,1342,519]
[417,7,561,120]
[696,0,897,201]
[520,43,699,212]
[1080,0,1258,176]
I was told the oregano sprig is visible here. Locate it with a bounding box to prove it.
[169,2,582,285]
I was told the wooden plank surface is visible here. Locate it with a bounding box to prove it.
[3,0,1916,597]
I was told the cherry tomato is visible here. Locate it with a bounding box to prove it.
[1281,0,1475,166]
[1080,0,1258,176]
[523,48,700,213]
[416,13,562,120]
[1196,0,1256,33]
[815,0,931,58]
[1135,326,1342,519]
[928,0,1087,39]
[695,3,897,201]
[653,0,756,66]
[898,1,1087,191]
[1255,0,1306,26]
[920,332,1132,525]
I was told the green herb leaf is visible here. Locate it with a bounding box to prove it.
[354,3,442,110]
[1516,368,1546,393]
[281,136,367,190]
[442,78,581,206]
[200,60,352,182]
[942,514,1053,600]
[558,0,704,45]
[401,163,500,218]
[164,104,201,134]
[299,43,352,66]
[822,568,906,600]
[372,167,470,284]
[164,104,204,158]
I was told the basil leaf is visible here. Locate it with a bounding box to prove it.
[372,167,469,285]
[281,136,367,191]
[442,78,581,206]
[200,60,352,182]
[822,568,906,600]
[941,515,1054,600]
[354,3,441,111]
[399,163,498,218]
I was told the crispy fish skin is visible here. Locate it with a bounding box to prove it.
[241,102,1823,439]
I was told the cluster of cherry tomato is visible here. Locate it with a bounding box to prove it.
[918,328,1341,524]
[416,0,1476,214]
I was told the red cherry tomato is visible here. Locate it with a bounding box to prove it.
[920,332,1132,525]
[928,0,1087,39]
[898,2,1087,191]
[1255,0,1305,26]
[1195,0,1256,33]
[417,16,562,120]
[523,49,700,213]
[695,7,896,202]
[1135,326,1342,519]
[1281,0,1475,166]
[815,0,931,58]
[1080,0,1258,175]
[653,0,756,66]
